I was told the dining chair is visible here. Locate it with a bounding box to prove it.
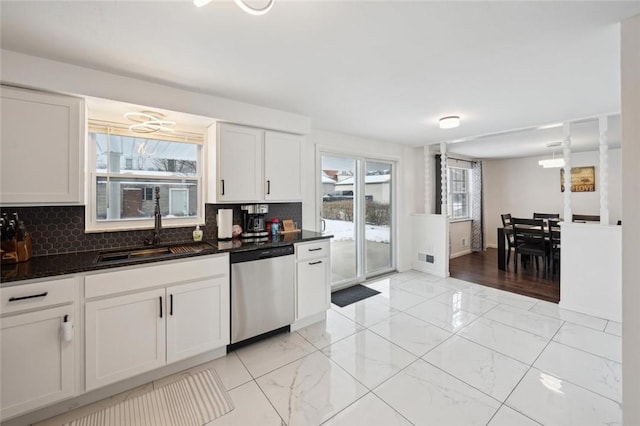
[512,217,549,278]
[500,213,517,267]
[533,212,560,220]
[572,214,600,223]
[549,227,561,275]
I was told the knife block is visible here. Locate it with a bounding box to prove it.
[1,234,32,264]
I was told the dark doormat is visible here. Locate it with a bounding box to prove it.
[331,284,381,307]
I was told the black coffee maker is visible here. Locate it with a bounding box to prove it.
[241,206,268,239]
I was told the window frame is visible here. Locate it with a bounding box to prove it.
[447,166,471,220]
[85,123,206,233]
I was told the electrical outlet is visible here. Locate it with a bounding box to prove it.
[462,238,467,247]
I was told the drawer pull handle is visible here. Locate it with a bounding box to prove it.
[8,292,48,302]
[159,296,163,318]
[309,260,323,265]
[308,248,322,252]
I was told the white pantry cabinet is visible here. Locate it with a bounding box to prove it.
[0,85,84,205]
[294,240,330,321]
[209,123,303,203]
[84,254,230,391]
[0,277,78,420]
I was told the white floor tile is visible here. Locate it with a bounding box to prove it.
[323,393,412,426]
[553,322,622,363]
[396,278,452,299]
[438,277,480,291]
[423,336,529,402]
[482,304,564,339]
[605,320,622,337]
[535,341,622,402]
[296,309,364,349]
[506,368,622,426]
[458,318,549,365]
[432,290,499,315]
[466,287,538,311]
[206,352,253,391]
[405,299,478,332]
[368,311,452,357]
[205,381,283,426]
[530,300,608,331]
[374,359,500,426]
[235,331,317,378]
[365,282,429,311]
[487,406,542,426]
[332,296,399,328]
[322,330,417,389]
[256,351,368,425]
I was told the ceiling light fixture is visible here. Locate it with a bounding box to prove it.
[439,116,460,129]
[538,142,565,168]
[124,111,176,134]
[194,0,275,16]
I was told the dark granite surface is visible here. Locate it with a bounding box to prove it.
[0,230,330,285]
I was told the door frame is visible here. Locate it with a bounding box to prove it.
[316,146,398,290]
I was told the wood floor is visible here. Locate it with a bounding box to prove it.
[449,248,560,303]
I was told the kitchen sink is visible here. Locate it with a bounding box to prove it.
[94,242,216,264]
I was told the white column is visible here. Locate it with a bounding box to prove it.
[440,142,448,215]
[423,146,433,214]
[562,122,572,222]
[599,116,610,225]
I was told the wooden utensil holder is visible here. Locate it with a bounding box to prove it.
[1,234,32,264]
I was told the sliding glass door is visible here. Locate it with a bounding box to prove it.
[320,154,394,290]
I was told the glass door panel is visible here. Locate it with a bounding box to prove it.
[364,161,393,275]
[320,155,358,287]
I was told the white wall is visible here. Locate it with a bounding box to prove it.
[301,129,416,272]
[484,149,621,247]
[411,214,449,277]
[449,221,473,258]
[621,13,640,426]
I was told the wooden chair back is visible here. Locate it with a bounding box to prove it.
[512,218,547,254]
[533,212,560,220]
[572,214,600,223]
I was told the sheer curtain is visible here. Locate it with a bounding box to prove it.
[471,161,484,251]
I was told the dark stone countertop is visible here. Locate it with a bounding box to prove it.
[1,230,331,285]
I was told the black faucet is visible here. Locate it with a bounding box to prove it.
[144,186,162,245]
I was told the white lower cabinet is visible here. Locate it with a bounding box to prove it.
[0,278,78,420]
[84,255,230,391]
[294,240,330,322]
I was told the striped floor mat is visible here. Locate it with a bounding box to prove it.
[64,369,234,426]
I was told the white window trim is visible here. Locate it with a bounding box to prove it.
[85,123,206,233]
[447,166,471,221]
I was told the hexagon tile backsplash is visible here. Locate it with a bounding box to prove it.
[1,203,302,257]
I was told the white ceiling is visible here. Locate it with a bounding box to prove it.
[1,1,638,158]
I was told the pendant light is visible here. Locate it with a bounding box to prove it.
[538,142,565,168]
[194,0,275,16]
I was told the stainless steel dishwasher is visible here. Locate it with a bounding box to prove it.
[229,245,295,348]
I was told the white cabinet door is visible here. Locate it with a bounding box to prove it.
[166,276,230,363]
[85,288,166,391]
[217,123,263,202]
[296,257,330,320]
[264,131,303,201]
[1,305,75,419]
[0,86,83,205]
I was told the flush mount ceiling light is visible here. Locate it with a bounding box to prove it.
[124,111,176,134]
[194,0,274,16]
[439,116,460,129]
[538,142,565,168]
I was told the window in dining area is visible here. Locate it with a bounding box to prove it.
[448,167,471,220]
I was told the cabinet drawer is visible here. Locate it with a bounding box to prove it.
[1,277,77,315]
[295,240,330,261]
[85,254,229,299]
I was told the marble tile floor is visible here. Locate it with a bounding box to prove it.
[38,271,622,426]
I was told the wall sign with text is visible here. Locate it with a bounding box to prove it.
[560,166,595,192]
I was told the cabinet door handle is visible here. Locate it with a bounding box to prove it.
[309,260,323,265]
[308,247,322,252]
[221,179,225,195]
[8,292,48,302]
[267,180,271,195]
[170,294,174,316]
[159,296,163,318]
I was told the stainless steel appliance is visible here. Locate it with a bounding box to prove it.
[229,245,295,347]
[240,213,269,240]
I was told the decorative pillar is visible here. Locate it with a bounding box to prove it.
[599,116,610,225]
[423,146,433,214]
[440,142,448,216]
[562,122,572,222]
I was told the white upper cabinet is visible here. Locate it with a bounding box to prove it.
[209,123,303,203]
[0,86,84,205]
[264,131,303,201]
